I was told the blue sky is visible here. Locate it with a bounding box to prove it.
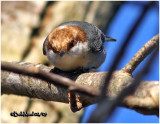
[81,1,159,123]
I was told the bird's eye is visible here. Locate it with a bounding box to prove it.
[101,34,105,42]
[69,40,74,48]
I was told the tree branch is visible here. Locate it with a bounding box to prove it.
[122,34,159,73]
[1,61,99,97]
[1,62,158,115]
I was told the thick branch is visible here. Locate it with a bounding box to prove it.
[1,61,99,97]
[1,62,159,115]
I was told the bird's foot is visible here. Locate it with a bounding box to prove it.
[50,67,64,74]
[50,67,90,75]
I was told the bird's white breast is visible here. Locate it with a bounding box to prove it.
[46,42,88,71]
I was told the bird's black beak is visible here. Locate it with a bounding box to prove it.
[105,36,116,42]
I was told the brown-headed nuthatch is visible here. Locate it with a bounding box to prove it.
[43,21,116,72]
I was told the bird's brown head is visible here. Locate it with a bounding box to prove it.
[46,25,87,53]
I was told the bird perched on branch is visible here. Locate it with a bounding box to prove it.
[43,21,116,73]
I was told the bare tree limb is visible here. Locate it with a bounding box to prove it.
[122,34,159,73]
[1,62,159,115]
[1,61,99,97]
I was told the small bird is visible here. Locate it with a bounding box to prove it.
[43,21,116,73]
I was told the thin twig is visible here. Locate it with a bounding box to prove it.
[122,34,159,73]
